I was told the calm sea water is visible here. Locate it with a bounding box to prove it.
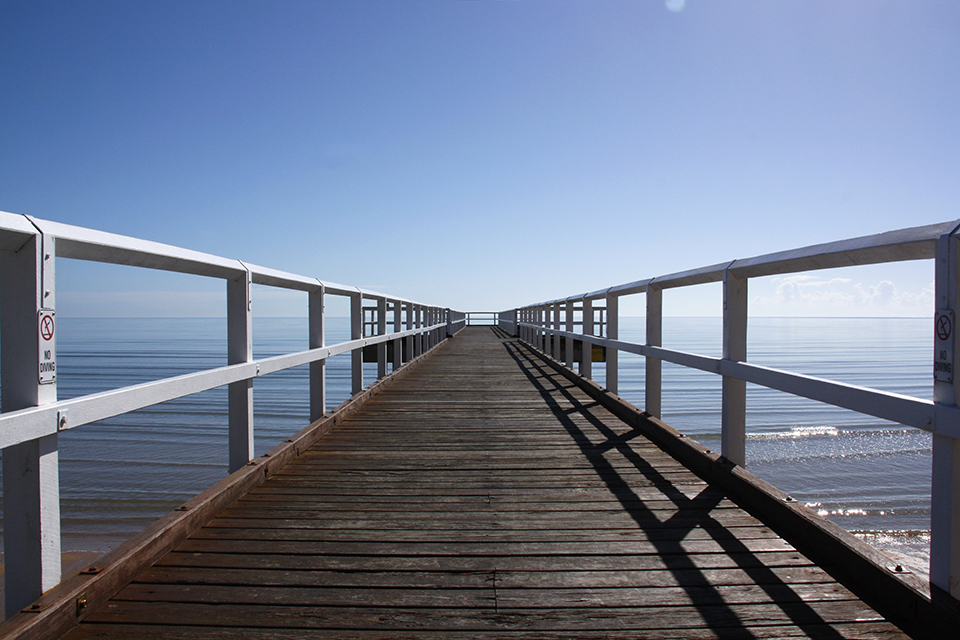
[0,316,934,576]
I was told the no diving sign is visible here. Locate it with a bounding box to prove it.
[935,309,954,383]
[38,308,56,384]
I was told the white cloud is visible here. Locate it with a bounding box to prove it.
[751,275,934,316]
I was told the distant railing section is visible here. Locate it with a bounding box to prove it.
[0,211,462,616]
[504,220,960,600]
[464,311,500,326]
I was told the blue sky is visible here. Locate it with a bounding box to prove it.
[2,1,958,317]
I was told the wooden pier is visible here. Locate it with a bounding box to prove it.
[2,326,953,639]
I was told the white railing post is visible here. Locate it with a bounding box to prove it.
[545,305,552,355]
[377,296,387,378]
[932,227,960,598]
[227,267,253,473]
[581,298,593,379]
[0,231,61,617]
[645,285,663,418]
[552,302,561,361]
[606,291,619,395]
[428,307,433,345]
[309,283,325,421]
[530,307,536,347]
[722,268,748,466]
[405,303,414,363]
[350,291,363,395]
[415,304,423,358]
[393,300,403,370]
[529,307,535,344]
[426,308,434,350]
[540,305,547,353]
[565,299,574,367]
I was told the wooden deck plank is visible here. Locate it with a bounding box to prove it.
[56,326,912,639]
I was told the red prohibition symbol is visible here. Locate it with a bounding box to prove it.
[40,314,55,341]
[937,313,952,342]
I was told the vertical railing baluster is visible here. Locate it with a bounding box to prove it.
[606,291,619,395]
[541,305,547,353]
[227,266,253,472]
[722,268,748,466]
[377,296,387,379]
[581,298,593,379]
[565,299,574,368]
[351,290,363,395]
[542,305,548,353]
[415,304,423,358]
[404,303,413,363]
[645,284,662,418]
[552,302,561,361]
[535,307,541,349]
[544,305,551,356]
[0,230,61,617]
[309,283,325,420]
[530,307,535,344]
[393,300,403,371]
[427,307,434,350]
[933,226,960,598]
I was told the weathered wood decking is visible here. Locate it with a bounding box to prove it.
[47,327,921,637]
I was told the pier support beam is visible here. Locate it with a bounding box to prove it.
[722,269,747,467]
[227,267,253,473]
[0,232,61,617]
[309,284,325,421]
[933,227,960,599]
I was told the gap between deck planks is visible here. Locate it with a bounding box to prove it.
[59,326,914,638]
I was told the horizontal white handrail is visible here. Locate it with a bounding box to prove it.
[0,322,447,450]
[507,219,960,600]
[520,325,960,439]
[527,220,956,305]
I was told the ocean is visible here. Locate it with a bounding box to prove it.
[0,316,934,579]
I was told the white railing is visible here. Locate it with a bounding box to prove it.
[0,211,461,616]
[505,220,960,600]
[464,311,500,326]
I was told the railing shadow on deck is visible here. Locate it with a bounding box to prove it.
[496,326,960,639]
[500,335,848,640]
